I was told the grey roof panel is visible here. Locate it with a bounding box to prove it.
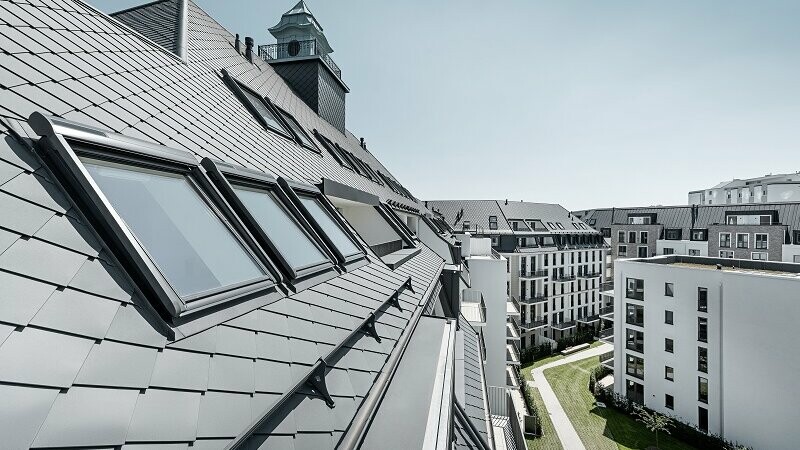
[33,212,102,257]
[255,333,292,362]
[0,171,69,213]
[104,304,168,348]
[0,227,18,255]
[29,287,121,339]
[0,327,94,388]
[0,192,55,237]
[168,326,218,354]
[254,358,293,394]
[196,391,252,438]
[74,340,158,389]
[32,386,140,447]
[215,325,257,359]
[126,388,202,442]
[68,256,135,303]
[0,383,60,450]
[0,237,86,286]
[0,269,57,326]
[288,338,320,365]
[0,159,23,186]
[208,354,255,394]
[247,434,295,450]
[149,348,210,392]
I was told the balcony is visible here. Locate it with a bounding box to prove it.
[600,281,614,297]
[258,39,342,79]
[599,306,614,321]
[519,269,548,279]
[507,297,521,317]
[599,350,614,370]
[599,327,614,344]
[521,317,548,331]
[579,271,603,279]
[506,366,521,389]
[577,314,600,324]
[507,320,521,341]
[506,343,521,365]
[553,274,576,283]
[551,320,577,331]
[461,291,486,327]
[519,294,548,305]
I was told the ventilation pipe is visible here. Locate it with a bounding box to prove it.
[245,36,254,62]
[235,33,240,53]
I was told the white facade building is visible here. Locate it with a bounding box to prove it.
[689,172,800,205]
[612,255,800,450]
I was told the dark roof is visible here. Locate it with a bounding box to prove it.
[111,0,185,58]
[0,0,457,447]
[427,199,596,234]
[457,315,491,443]
[575,203,800,235]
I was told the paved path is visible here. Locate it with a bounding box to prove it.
[529,343,613,450]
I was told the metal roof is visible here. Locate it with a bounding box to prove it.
[0,0,464,448]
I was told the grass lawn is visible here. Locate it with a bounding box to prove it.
[522,340,605,378]
[542,356,699,450]
[525,386,563,450]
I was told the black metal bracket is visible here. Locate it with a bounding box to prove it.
[403,277,415,294]
[306,362,335,408]
[361,313,381,343]
[388,277,414,311]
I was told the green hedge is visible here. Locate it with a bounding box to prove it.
[514,365,542,436]
[520,330,595,364]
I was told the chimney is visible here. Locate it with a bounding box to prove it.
[505,199,508,205]
[245,36,254,62]
[235,34,241,53]
[360,137,365,149]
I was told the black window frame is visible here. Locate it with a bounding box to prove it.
[489,215,498,230]
[698,377,709,403]
[665,393,674,410]
[314,130,354,171]
[665,337,674,353]
[690,229,708,241]
[275,106,320,153]
[665,228,682,240]
[30,113,278,320]
[698,346,708,373]
[625,328,644,353]
[626,278,645,300]
[665,366,674,382]
[665,282,674,297]
[282,179,366,266]
[626,303,644,326]
[698,287,708,312]
[375,203,417,249]
[665,310,674,325]
[698,317,708,343]
[222,69,295,141]
[201,158,338,285]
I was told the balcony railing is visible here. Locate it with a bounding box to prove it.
[577,314,600,324]
[521,317,548,330]
[579,271,603,279]
[599,327,614,344]
[519,294,548,305]
[599,306,614,316]
[552,320,577,330]
[508,296,521,316]
[507,320,521,340]
[258,39,342,79]
[519,269,548,279]
[506,343,521,365]
[553,274,576,283]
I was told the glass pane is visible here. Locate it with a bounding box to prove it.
[283,113,313,147]
[234,186,327,270]
[241,88,287,132]
[83,159,265,297]
[299,196,360,257]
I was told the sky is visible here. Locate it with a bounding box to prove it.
[91,0,800,211]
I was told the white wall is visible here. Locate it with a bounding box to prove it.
[656,240,708,256]
[338,205,401,246]
[467,256,508,388]
[614,258,800,450]
[781,244,800,263]
[766,182,800,203]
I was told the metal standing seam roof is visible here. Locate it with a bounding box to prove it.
[0,0,460,448]
[576,203,800,236]
[427,199,596,235]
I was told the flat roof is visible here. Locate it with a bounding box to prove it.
[634,255,800,278]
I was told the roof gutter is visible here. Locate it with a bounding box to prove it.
[337,260,445,449]
[454,399,493,450]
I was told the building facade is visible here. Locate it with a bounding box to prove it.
[612,255,800,450]
[688,172,800,205]
[427,200,612,352]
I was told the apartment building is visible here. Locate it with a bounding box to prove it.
[688,172,800,205]
[0,1,519,448]
[612,255,800,450]
[427,200,612,352]
[575,203,800,274]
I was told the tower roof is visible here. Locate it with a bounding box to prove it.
[269,0,332,53]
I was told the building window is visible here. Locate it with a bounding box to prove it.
[637,246,648,258]
[665,229,682,240]
[689,249,701,256]
[225,72,294,138]
[665,394,674,410]
[719,232,731,248]
[626,380,645,405]
[618,230,625,243]
[665,283,674,297]
[489,215,498,230]
[698,346,708,373]
[618,245,628,257]
[665,338,674,353]
[629,231,637,244]
[626,354,645,379]
[794,230,800,245]
[297,195,363,260]
[626,328,644,353]
[665,366,674,381]
[698,377,709,403]
[795,255,800,263]
[719,250,734,258]
[752,252,768,261]
[626,278,644,300]
[698,287,708,312]
[736,233,749,249]
[277,108,320,152]
[640,231,648,243]
[663,247,674,255]
[602,228,611,238]
[754,233,768,249]
[698,317,708,343]
[491,236,499,246]
[626,304,644,326]
[691,229,708,241]
[699,407,708,433]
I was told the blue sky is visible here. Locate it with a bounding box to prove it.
[91,0,800,210]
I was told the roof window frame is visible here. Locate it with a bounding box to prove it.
[29,113,278,320]
[274,106,321,154]
[375,203,417,248]
[222,69,296,142]
[280,178,367,266]
[201,158,339,285]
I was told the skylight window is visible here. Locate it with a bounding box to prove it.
[83,159,265,297]
[31,113,276,319]
[299,195,362,259]
[223,69,292,138]
[278,108,319,152]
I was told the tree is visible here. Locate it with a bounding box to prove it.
[633,404,673,449]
